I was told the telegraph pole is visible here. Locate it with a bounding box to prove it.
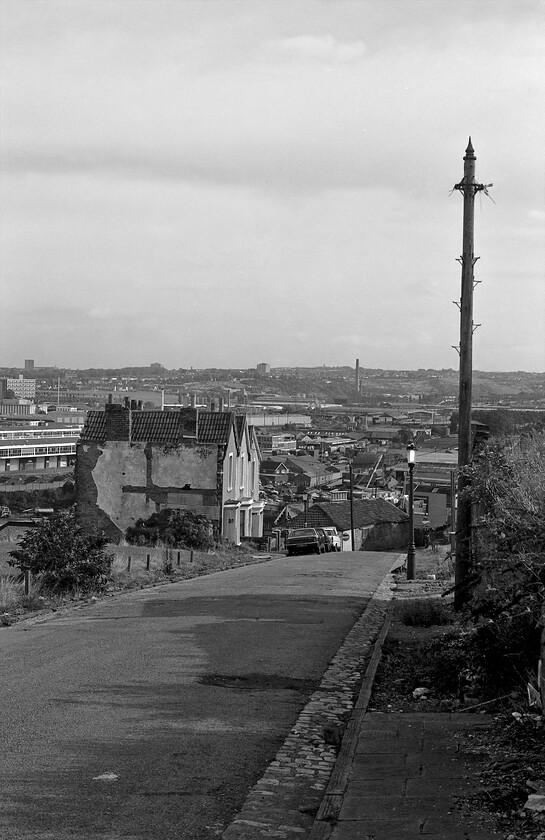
[453,138,487,608]
[349,463,355,552]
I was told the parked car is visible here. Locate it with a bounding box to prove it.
[320,527,342,552]
[286,527,325,556]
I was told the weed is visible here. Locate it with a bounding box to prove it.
[397,597,455,627]
[0,572,48,616]
[0,574,21,613]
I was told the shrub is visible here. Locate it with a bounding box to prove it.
[8,512,112,594]
[125,509,215,550]
[463,432,545,697]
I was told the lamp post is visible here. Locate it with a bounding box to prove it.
[406,443,416,580]
[349,462,355,552]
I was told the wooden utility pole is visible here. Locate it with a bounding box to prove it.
[453,138,487,608]
[349,463,355,552]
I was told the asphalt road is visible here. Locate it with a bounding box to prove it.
[0,551,396,840]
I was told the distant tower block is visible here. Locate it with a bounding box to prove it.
[25,359,35,371]
[355,358,360,392]
[256,363,270,376]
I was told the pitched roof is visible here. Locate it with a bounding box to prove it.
[197,411,233,445]
[235,415,246,445]
[80,408,240,447]
[282,455,327,476]
[80,411,106,441]
[290,462,327,479]
[80,410,195,444]
[132,412,191,443]
[261,458,290,472]
[288,499,408,531]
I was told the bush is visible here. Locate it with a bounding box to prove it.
[8,512,112,594]
[463,432,545,696]
[125,509,215,550]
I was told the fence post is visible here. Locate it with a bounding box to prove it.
[190,550,194,564]
[177,550,181,567]
[127,556,131,572]
[24,568,30,596]
[146,554,150,571]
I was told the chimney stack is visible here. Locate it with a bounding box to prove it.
[355,358,360,393]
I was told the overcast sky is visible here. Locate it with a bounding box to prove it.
[1,0,544,371]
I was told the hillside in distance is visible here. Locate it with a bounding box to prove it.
[1,366,543,407]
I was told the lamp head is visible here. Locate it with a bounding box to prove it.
[406,443,415,465]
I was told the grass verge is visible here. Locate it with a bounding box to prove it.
[0,541,275,625]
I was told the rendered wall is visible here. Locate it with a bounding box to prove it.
[76,440,219,542]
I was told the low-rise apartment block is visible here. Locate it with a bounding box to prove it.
[256,432,297,454]
[0,425,82,473]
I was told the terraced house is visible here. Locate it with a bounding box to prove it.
[75,400,263,544]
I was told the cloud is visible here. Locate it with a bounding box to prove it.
[1,1,544,370]
[2,25,542,204]
[268,33,366,62]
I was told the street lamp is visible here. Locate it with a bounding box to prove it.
[406,443,416,580]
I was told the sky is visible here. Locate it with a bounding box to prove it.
[0,0,544,372]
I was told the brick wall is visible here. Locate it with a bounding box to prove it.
[75,441,124,541]
[104,404,131,441]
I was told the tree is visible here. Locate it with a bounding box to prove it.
[9,512,112,593]
[396,427,413,445]
[450,409,542,439]
[125,509,214,550]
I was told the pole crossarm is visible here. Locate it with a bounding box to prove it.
[453,178,488,196]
